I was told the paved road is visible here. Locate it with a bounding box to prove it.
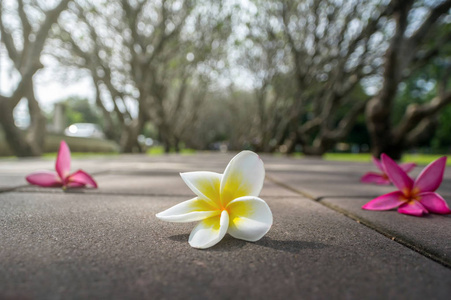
[1,153,450,299]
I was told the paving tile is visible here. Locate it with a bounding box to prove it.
[89,173,297,197]
[436,177,451,197]
[0,157,109,174]
[319,196,451,266]
[0,174,28,191]
[266,167,394,198]
[80,153,234,174]
[14,173,298,198]
[264,159,387,199]
[265,159,451,198]
[0,152,234,193]
[1,192,450,299]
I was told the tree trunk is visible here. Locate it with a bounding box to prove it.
[174,137,180,153]
[156,121,172,154]
[120,120,141,153]
[371,140,404,160]
[365,0,451,158]
[164,142,171,154]
[366,95,405,159]
[366,97,393,157]
[25,110,46,156]
[302,137,332,157]
[302,147,326,157]
[282,131,297,154]
[0,101,35,156]
[25,84,46,155]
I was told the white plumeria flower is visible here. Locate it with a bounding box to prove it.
[156,151,273,249]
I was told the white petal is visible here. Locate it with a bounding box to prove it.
[156,197,220,223]
[189,210,229,249]
[220,151,265,207]
[180,171,221,208]
[226,196,273,242]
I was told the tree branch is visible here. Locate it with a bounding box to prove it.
[407,0,451,51]
[0,1,19,64]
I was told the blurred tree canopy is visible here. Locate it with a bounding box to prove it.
[365,0,451,159]
[50,0,232,152]
[0,0,70,156]
[1,0,451,157]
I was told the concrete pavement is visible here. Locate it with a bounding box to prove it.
[1,153,451,299]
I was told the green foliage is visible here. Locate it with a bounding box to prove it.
[146,146,165,156]
[345,118,370,146]
[323,153,451,166]
[392,58,451,150]
[61,96,102,127]
[142,123,159,141]
[146,146,196,156]
[393,64,437,126]
[402,154,451,166]
[430,105,451,151]
[42,152,118,159]
[324,153,372,162]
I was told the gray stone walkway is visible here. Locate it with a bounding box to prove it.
[1,153,451,299]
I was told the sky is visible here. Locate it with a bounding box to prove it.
[1,49,95,109]
[0,0,96,122]
[1,46,94,125]
[0,0,258,123]
[2,0,424,127]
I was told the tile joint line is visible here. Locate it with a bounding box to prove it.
[266,174,451,269]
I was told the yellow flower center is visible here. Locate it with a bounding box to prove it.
[402,187,421,203]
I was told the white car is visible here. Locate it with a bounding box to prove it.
[64,123,105,139]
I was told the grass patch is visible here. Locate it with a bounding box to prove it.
[42,152,119,159]
[180,148,196,155]
[147,146,165,156]
[324,153,372,162]
[323,152,451,165]
[146,146,196,156]
[402,154,451,166]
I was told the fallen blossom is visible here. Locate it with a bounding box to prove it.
[26,141,97,189]
[361,156,416,185]
[362,154,450,216]
[156,151,273,249]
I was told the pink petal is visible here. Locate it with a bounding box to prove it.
[381,154,413,192]
[419,192,451,214]
[66,170,98,188]
[360,172,391,185]
[362,191,405,210]
[399,162,416,173]
[397,201,428,217]
[414,156,446,193]
[372,156,384,172]
[56,141,71,180]
[26,171,63,187]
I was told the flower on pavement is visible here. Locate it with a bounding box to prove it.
[362,154,450,216]
[26,140,98,189]
[156,151,273,249]
[361,156,416,185]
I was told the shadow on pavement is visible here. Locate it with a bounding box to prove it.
[168,234,329,253]
[169,233,190,242]
[169,234,246,251]
[255,237,329,253]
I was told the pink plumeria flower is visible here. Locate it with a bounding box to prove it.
[362,154,450,216]
[26,141,98,189]
[361,156,416,185]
